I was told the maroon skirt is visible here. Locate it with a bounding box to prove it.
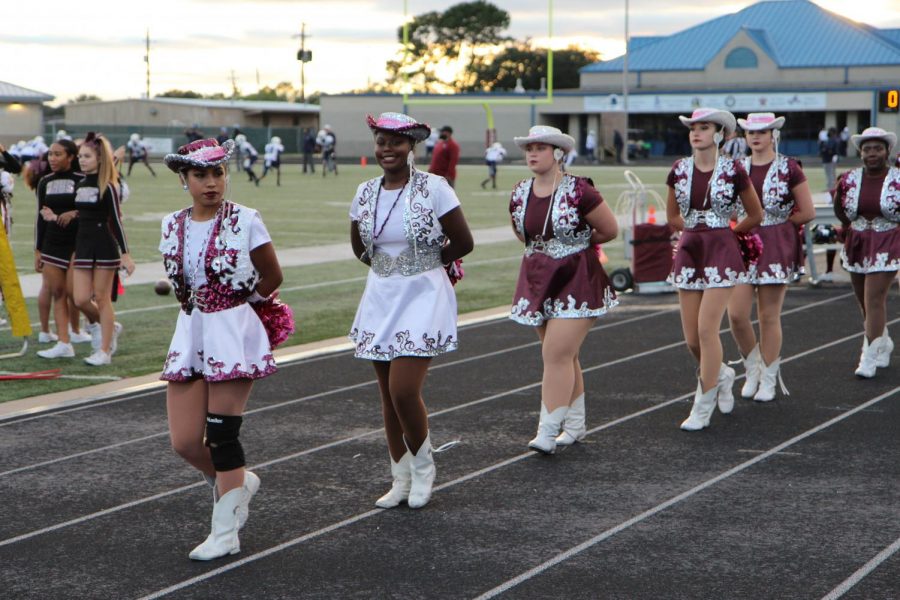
[841,226,900,273]
[669,227,748,290]
[750,221,804,285]
[510,247,617,326]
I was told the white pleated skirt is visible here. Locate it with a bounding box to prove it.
[349,267,458,361]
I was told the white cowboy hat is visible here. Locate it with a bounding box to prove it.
[737,112,785,131]
[678,107,736,134]
[850,127,897,153]
[513,125,575,152]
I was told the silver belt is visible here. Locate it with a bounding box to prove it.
[370,250,443,277]
[850,217,899,232]
[525,237,588,259]
[683,209,730,229]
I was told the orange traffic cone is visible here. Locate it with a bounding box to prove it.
[360,156,368,167]
[647,205,657,224]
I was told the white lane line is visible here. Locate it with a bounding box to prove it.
[473,385,900,600]
[0,299,863,549]
[134,358,900,600]
[820,534,900,600]
[0,303,535,426]
[0,310,672,475]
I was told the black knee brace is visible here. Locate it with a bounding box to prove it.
[205,413,245,472]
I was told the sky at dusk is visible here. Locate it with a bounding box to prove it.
[6,0,900,105]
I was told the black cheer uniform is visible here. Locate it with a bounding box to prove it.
[73,174,128,269]
[35,170,82,268]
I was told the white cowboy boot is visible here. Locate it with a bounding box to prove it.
[754,358,788,402]
[406,433,435,509]
[875,332,893,368]
[204,471,259,529]
[528,404,569,455]
[740,345,762,399]
[188,486,244,560]
[375,452,412,509]
[855,337,878,379]
[555,393,586,446]
[716,363,736,414]
[680,380,718,431]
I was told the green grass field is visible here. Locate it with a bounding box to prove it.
[1,161,828,402]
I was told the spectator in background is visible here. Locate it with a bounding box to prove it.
[614,130,624,164]
[584,129,598,164]
[424,129,439,160]
[429,125,460,188]
[840,126,850,156]
[215,127,230,145]
[184,125,203,143]
[302,129,316,174]
[821,127,840,192]
[481,142,506,189]
[723,130,748,160]
[126,133,156,177]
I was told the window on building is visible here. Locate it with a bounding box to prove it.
[725,47,758,69]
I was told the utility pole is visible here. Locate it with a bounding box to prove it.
[293,23,312,103]
[231,70,239,98]
[144,29,151,99]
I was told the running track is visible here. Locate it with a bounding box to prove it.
[1,285,897,599]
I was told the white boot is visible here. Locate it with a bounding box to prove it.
[237,471,260,529]
[555,393,586,446]
[528,404,569,455]
[740,345,762,399]
[375,452,412,509]
[855,337,878,379]
[716,363,736,414]
[406,433,435,509]
[875,332,893,368]
[680,380,718,431]
[188,486,244,560]
[754,358,788,402]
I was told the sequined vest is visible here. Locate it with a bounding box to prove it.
[837,167,900,223]
[159,202,261,312]
[509,174,593,259]
[739,155,796,225]
[354,170,447,276]
[671,156,740,229]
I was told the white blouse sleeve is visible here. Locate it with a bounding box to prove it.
[249,212,272,250]
[432,177,461,218]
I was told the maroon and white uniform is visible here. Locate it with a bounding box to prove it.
[667,156,751,289]
[836,166,900,273]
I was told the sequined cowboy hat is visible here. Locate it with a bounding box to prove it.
[850,127,897,153]
[679,107,736,134]
[366,112,432,142]
[737,112,785,131]
[163,138,235,173]
[513,125,575,152]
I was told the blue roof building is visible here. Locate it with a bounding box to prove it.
[573,0,900,156]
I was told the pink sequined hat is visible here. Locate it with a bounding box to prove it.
[737,112,785,131]
[164,138,235,173]
[366,112,431,142]
[678,107,736,134]
[850,127,897,153]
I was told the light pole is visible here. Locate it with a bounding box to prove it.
[622,0,630,164]
[294,23,312,103]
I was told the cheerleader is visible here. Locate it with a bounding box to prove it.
[834,127,900,378]
[260,136,284,186]
[126,133,156,177]
[234,134,260,186]
[508,126,619,454]
[72,133,135,366]
[349,113,473,509]
[727,113,814,401]
[34,139,94,358]
[160,138,287,560]
[666,108,762,431]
